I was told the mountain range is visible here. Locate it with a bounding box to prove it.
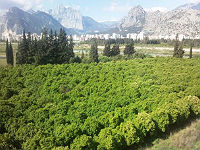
[0,6,110,37]
[115,2,200,37]
[1,2,200,38]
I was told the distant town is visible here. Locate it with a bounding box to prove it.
[2,31,200,42]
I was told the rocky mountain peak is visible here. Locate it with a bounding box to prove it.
[49,5,83,30]
[176,2,200,10]
[117,4,200,38]
[119,5,146,31]
[0,7,68,36]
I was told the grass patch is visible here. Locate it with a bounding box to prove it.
[0,58,7,67]
[142,118,200,150]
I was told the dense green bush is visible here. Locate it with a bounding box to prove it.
[0,58,200,150]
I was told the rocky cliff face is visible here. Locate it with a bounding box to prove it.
[49,5,83,30]
[150,9,200,37]
[120,6,146,28]
[119,5,146,33]
[49,5,109,33]
[0,7,68,36]
[118,5,200,37]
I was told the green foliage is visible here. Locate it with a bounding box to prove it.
[16,29,75,65]
[173,35,185,58]
[134,112,155,137]
[120,121,140,146]
[124,41,135,56]
[70,135,95,150]
[185,96,200,115]
[5,40,14,66]
[0,133,19,150]
[152,108,170,132]
[110,44,120,57]
[98,56,112,63]
[16,30,28,64]
[96,128,123,150]
[69,56,82,63]
[89,40,99,63]
[103,43,111,57]
[190,41,193,59]
[0,58,200,149]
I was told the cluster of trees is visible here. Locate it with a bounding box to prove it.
[89,40,135,63]
[172,34,195,59]
[83,38,135,46]
[6,31,196,67]
[16,28,75,65]
[143,37,161,44]
[0,58,200,150]
[173,35,185,58]
[5,39,14,66]
[83,38,162,46]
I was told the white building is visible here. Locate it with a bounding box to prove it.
[137,32,144,40]
[111,33,121,39]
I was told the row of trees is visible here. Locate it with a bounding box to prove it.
[89,40,135,62]
[6,32,193,66]
[16,28,74,65]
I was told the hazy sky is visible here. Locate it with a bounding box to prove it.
[0,0,199,21]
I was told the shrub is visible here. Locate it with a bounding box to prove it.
[120,121,140,146]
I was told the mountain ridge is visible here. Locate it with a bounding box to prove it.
[116,4,200,38]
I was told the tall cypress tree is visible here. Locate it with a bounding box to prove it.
[110,44,120,57]
[9,42,14,66]
[57,28,69,64]
[81,50,85,59]
[47,29,56,64]
[69,35,75,58]
[89,40,98,63]
[5,39,14,66]
[189,41,193,59]
[103,42,111,57]
[16,30,28,64]
[32,38,37,64]
[124,41,135,56]
[37,28,49,65]
[173,35,184,58]
[5,39,9,65]
[178,42,185,58]
[27,32,35,64]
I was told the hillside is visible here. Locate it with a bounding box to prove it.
[0,58,200,150]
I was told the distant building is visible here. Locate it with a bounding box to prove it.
[137,32,144,40]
